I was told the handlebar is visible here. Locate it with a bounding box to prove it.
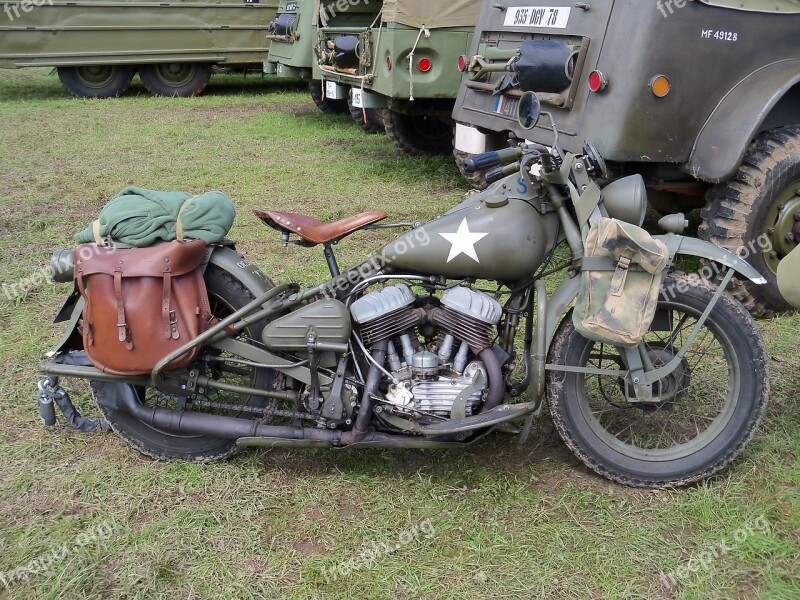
[463,147,522,173]
[485,162,522,184]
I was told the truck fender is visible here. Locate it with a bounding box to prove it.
[687,59,800,183]
[45,245,275,357]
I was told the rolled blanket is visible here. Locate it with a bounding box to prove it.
[74,186,236,246]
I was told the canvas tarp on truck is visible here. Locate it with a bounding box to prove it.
[381,0,481,29]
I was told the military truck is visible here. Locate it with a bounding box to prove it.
[264,0,381,130]
[0,0,278,98]
[451,0,800,315]
[313,0,480,153]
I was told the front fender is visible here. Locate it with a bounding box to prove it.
[45,245,275,358]
[687,60,800,183]
[537,235,765,362]
[654,234,767,284]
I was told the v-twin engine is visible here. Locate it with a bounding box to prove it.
[351,284,503,421]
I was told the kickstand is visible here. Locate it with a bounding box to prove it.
[517,414,535,445]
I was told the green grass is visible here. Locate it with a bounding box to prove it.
[0,69,798,599]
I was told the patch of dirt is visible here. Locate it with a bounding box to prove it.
[184,101,315,120]
[292,539,326,555]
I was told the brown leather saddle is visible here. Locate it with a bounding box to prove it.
[254,209,388,246]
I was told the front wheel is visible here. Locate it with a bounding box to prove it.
[383,109,453,156]
[57,65,135,99]
[93,264,277,462]
[138,62,212,97]
[546,273,768,488]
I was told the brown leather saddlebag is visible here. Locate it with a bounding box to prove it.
[74,239,210,375]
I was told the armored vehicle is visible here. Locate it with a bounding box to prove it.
[0,0,278,98]
[313,0,480,153]
[451,0,800,315]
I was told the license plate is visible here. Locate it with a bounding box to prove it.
[504,7,571,29]
[285,1,298,10]
[494,95,519,119]
[351,88,363,108]
[325,80,338,99]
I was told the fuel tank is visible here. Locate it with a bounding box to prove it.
[382,189,559,282]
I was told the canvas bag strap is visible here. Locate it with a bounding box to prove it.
[92,220,106,247]
[175,196,197,242]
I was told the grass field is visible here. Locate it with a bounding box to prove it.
[0,69,797,599]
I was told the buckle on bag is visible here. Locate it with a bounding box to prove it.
[609,256,631,296]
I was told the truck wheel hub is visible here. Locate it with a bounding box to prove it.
[765,184,800,272]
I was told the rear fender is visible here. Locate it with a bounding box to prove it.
[45,245,274,357]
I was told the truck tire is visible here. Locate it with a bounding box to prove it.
[454,147,490,190]
[347,100,385,134]
[699,126,800,317]
[309,81,347,114]
[138,62,212,97]
[57,65,135,99]
[383,109,453,156]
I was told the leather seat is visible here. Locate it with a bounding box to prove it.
[254,209,388,245]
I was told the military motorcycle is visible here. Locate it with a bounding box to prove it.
[39,94,770,488]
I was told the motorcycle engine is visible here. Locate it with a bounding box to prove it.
[351,284,502,421]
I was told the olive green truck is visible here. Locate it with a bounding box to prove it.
[0,0,279,98]
[452,0,800,315]
[310,0,481,154]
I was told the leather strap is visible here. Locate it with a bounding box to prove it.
[113,268,133,350]
[75,266,93,347]
[162,269,174,340]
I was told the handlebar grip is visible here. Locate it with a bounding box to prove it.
[463,151,501,173]
[484,167,506,184]
[485,161,522,184]
[463,147,521,172]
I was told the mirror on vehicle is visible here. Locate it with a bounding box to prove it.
[517,91,541,130]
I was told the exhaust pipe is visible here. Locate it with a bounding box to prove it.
[93,379,342,444]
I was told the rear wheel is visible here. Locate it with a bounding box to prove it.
[383,109,453,156]
[347,100,385,134]
[308,81,347,114]
[93,265,277,462]
[699,126,800,317]
[57,65,135,99]
[547,273,768,488]
[138,62,212,97]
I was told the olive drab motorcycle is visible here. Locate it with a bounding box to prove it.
[39,94,770,488]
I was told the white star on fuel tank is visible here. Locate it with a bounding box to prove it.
[439,218,489,263]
